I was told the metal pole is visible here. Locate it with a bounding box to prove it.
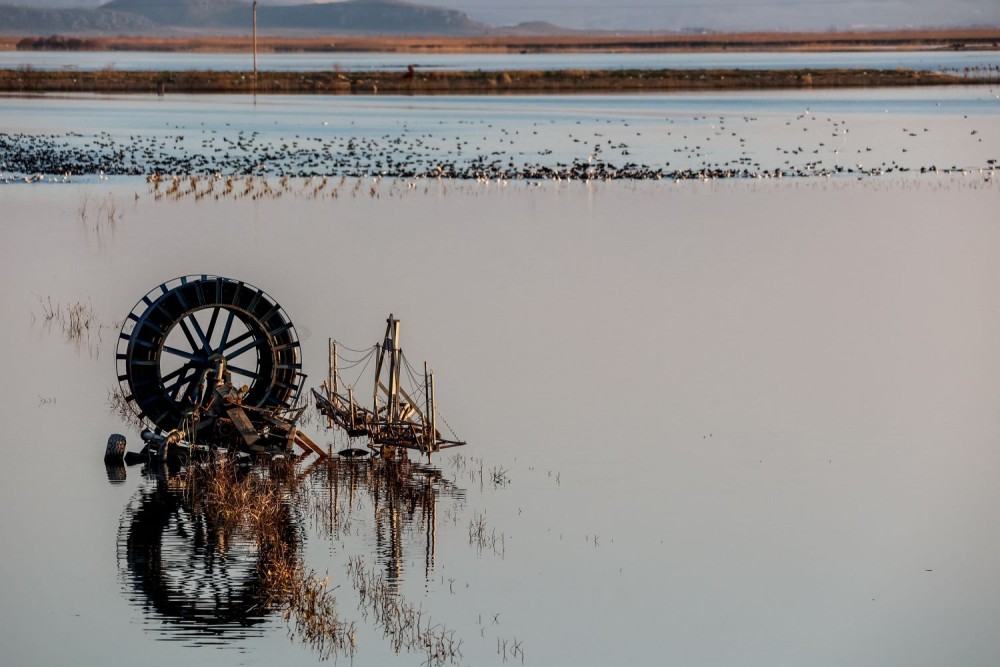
[429,372,436,453]
[388,318,400,423]
[349,387,355,430]
[424,361,431,451]
[252,0,258,89]
[327,337,334,429]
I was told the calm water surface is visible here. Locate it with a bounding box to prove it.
[2,87,999,179]
[1,88,1000,667]
[1,49,998,74]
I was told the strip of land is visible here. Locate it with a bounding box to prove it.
[0,67,980,95]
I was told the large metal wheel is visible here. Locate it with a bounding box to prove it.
[116,275,302,432]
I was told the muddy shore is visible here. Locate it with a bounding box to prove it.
[0,67,975,95]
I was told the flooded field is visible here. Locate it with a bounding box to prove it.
[2,87,1000,667]
[2,87,999,180]
[2,49,998,74]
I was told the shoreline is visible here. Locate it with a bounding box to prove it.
[0,67,980,95]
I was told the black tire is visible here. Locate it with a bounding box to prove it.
[105,433,127,462]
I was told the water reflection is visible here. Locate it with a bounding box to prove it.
[117,464,295,644]
[117,454,464,653]
[304,455,465,585]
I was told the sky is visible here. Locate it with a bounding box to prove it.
[18,0,1000,32]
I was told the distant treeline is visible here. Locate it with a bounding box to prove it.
[17,35,100,51]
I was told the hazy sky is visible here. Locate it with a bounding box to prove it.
[21,0,1000,31]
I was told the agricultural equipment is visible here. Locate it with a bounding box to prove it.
[114,275,322,457]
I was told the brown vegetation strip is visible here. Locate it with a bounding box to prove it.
[0,67,972,94]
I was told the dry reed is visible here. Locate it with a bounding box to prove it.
[347,554,463,665]
[468,510,506,557]
[185,460,357,660]
[34,295,103,358]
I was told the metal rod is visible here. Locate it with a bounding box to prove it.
[429,371,436,452]
[388,317,400,423]
[327,337,334,429]
[252,0,258,91]
[349,387,355,430]
[424,361,431,451]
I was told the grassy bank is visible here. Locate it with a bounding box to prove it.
[0,67,974,95]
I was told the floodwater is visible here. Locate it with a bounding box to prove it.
[1,49,999,75]
[2,85,1000,667]
[2,87,999,180]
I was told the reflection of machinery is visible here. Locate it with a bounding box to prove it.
[114,276,323,457]
[309,456,464,583]
[119,466,300,638]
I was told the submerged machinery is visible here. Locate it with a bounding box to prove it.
[107,275,463,464]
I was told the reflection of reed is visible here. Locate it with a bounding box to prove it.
[118,468,276,641]
[118,460,356,657]
[348,554,463,665]
[118,455,465,660]
[304,456,465,585]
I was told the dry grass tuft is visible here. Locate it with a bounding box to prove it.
[107,386,146,429]
[186,460,357,660]
[347,554,462,665]
[34,295,103,358]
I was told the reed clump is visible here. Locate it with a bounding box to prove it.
[34,295,103,357]
[186,460,357,660]
[107,386,146,429]
[36,295,98,338]
[347,554,462,665]
[468,510,506,557]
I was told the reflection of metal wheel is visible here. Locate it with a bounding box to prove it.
[120,476,293,635]
[116,276,302,432]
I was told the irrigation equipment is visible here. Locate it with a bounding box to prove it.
[113,275,322,458]
[313,314,466,459]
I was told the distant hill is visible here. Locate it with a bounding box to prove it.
[256,0,487,34]
[101,0,248,26]
[0,0,491,35]
[0,5,157,33]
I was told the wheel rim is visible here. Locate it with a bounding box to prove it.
[116,275,302,432]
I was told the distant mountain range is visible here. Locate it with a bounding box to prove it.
[0,0,534,36]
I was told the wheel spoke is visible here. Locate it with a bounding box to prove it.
[186,313,212,353]
[219,329,254,353]
[215,311,239,353]
[178,318,200,353]
[162,345,203,362]
[228,364,262,380]
[204,307,221,347]
[225,337,266,361]
[161,361,196,384]
[167,369,194,400]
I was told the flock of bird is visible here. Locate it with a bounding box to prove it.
[1,109,996,183]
